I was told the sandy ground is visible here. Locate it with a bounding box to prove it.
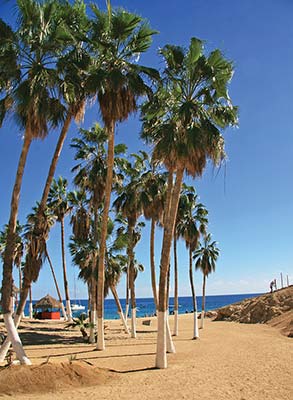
[0,314,292,400]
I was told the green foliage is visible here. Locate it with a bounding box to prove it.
[87,2,159,126]
[176,185,208,251]
[48,177,71,222]
[141,37,238,176]
[194,233,220,276]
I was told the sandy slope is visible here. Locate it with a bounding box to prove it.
[215,286,293,330]
[0,314,292,400]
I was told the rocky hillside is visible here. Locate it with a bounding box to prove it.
[214,285,293,336]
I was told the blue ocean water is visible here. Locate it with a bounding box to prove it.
[24,293,262,319]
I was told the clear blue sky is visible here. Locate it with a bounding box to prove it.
[0,0,292,300]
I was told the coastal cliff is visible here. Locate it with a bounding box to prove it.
[214,285,293,336]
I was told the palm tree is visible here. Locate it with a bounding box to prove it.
[66,314,93,342]
[3,2,90,353]
[104,229,129,334]
[88,1,158,350]
[142,170,167,312]
[45,249,67,320]
[194,233,219,329]
[0,202,56,363]
[69,235,97,343]
[113,153,148,338]
[71,124,127,342]
[141,37,238,368]
[176,190,208,339]
[48,177,72,320]
[172,184,197,336]
[0,0,68,364]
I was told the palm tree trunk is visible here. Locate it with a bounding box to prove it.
[9,114,72,350]
[1,116,72,363]
[128,226,136,338]
[89,278,96,343]
[150,218,158,311]
[124,266,130,321]
[200,274,206,329]
[163,172,174,226]
[189,247,199,339]
[60,218,72,320]
[18,267,25,318]
[128,223,137,338]
[29,286,33,319]
[111,286,129,334]
[166,263,175,353]
[97,120,115,351]
[0,282,30,363]
[18,267,22,304]
[89,209,99,343]
[156,168,184,369]
[46,249,67,320]
[0,130,32,365]
[39,114,72,210]
[173,238,179,336]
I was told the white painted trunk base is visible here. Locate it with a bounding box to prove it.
[155,311,167,369]
[29,302,33,319]
[200,311,205,329]
[125,304,129,321]
[3,313,31,364]
[96,317,105,350]
[131,308,137,338]
[0,314,21,362]
[89,310,96,344]
[118,311,129,334]
[66,300,72,321]
[60,303,67,321]
[166,315,176,353]
[193,311,199,339]
[173,310,179,336]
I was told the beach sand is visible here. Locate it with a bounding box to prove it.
[0,314,292,400]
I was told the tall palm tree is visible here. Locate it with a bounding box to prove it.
[142,170,167,312]
[0,202,56,363]
[5,1,91,348]
[104,227,129,334]
[194,233,219,329]
[48,177,72,320]
[141,37,238,368]
[88,1,158,350]
[71,124,127,342]
[0,0,68,364]
[71,126,107,341]
[176,190,208,339]
[172,184,197,336]
[113,152,148,338]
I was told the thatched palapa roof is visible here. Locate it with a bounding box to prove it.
[33,294,62,310]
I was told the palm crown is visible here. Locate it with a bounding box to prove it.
[88,2,159,126]
[142,37,238,175]
[194,233,220,276]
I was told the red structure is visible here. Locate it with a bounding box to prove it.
[40,311,60,320]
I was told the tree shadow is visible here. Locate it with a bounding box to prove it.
[19,326,69,333]
[109,366,157,373]
[33,350,155,360]
[19,331,84,346]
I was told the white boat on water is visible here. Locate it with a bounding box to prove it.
[71,303,85,311]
